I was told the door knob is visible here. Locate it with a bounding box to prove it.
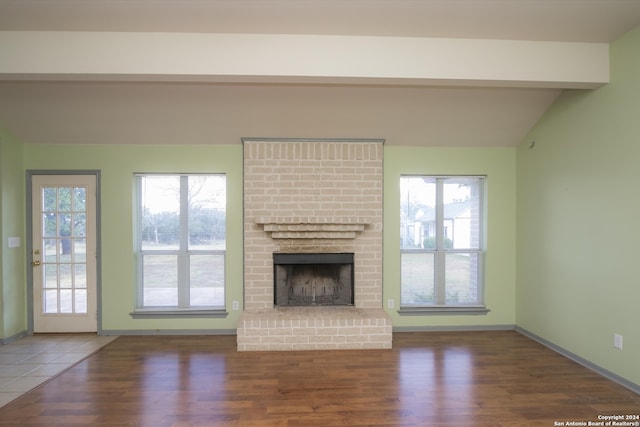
[32,260,41,267]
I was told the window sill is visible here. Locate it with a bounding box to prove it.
[398,306,490,316]
[130,309,229,319]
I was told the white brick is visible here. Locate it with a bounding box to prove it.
[242,140,387,350]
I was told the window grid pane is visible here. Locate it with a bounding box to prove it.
[188,175,226,250]
[140,175,180,251]
[190,254,225,307]
[143,254,178,307]
[400,252,435,305]
[443,178,481,250]
[445,252,480,304]
[400,177,436,250]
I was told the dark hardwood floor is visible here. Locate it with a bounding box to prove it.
[0,331,637,426]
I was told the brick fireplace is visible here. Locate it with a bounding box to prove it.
[237,139,392,351]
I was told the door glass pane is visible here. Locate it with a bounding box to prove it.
[59,264,72,288]
[143,255,178,306]
[73,238,86,262]
[59,213,72,256]
[75,264,87,288]
[44,264,58,288]
[43,238,56,259]
[59,289,73,313]
[190,254,225,306]
[58,188,72,211]
[73,187,86,211]
[445,253,480,304]
[43,215,57,238]
[74,213,87,237]
[401,252,435,305]
[75,289,87,314]
[44,290,58,313]
[43,187,57,211]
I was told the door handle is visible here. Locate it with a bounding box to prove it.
[32,260,41,267]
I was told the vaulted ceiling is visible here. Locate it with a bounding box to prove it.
[1,0,640,146]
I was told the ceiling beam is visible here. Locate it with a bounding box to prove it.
[0,31,609,88]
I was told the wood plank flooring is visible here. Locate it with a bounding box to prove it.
[0,331,637,426]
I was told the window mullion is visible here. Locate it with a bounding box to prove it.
[135,177,144,307]
[178,176,190,308]
[435,179,446,305]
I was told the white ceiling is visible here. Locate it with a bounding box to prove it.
[1,0,640,147]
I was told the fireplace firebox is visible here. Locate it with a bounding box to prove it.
[274,253,354,306]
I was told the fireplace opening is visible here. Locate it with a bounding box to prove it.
[274,253,354,306]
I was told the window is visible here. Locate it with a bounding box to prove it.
[400,176,487,314]
[134,174,226,315]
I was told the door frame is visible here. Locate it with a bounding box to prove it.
[26,170,102,334]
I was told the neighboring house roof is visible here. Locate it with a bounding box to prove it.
[444,200,471,219]
[414,200,471,222]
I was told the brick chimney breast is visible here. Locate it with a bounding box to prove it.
[238,139,390,351]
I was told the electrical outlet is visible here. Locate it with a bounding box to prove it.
[387,299,394,309]
[614,333,623,350]
[232,300,240,311]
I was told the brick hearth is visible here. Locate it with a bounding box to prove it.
[237,307,391,351]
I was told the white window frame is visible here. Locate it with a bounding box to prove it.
[131,173,227,318]
[399,175,489,315]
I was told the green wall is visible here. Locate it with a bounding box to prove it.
[516,26,640,386]
[0,129,26,340]
[21,143,517,334]
[384,146,517,328]
[23,144,244,333]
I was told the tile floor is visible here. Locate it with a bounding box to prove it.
[0,334,117,408]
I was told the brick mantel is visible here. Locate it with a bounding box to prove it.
[255,217,370,225]
[256,217,370,239]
